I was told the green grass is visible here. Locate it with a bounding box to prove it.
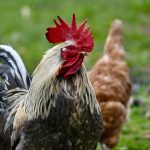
[0,0,150,149]
[0,0,150,72]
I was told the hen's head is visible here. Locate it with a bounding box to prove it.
[45,14,94,79]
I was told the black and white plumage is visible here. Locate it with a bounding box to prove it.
[1,43,103,150]
[0,45,31,90]
[0,45,31,150]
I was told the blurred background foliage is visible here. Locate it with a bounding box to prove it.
[0,0,150,149]
[0,0,150,72]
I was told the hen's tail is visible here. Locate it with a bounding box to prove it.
[103,19,125,61]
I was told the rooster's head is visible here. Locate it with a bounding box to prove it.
[45,14,94,79]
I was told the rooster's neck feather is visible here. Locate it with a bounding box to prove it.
[24,44,100,120]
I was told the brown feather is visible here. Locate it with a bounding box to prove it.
[88,19,132,148]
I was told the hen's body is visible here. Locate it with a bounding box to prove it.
[88,20,131,148]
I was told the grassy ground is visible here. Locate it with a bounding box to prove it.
[0,0,150,149]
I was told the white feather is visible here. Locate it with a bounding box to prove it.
[0,45,29,88]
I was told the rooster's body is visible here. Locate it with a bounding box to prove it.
[0,15,103,150]
[88,20,131,149]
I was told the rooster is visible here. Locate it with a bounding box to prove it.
[0,15,103,150]
[88,20,132,149]
[0,45,31,150]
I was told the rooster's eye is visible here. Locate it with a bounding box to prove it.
[66,45,76,50]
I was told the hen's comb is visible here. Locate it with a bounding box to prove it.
[45,14,93,47]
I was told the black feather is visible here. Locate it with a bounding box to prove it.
[0,45,31,150]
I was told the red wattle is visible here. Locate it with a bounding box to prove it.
[58,50,84,79]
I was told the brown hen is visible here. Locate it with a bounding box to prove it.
[88,20,132,149]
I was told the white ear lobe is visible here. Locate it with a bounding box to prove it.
[62,48,67,52]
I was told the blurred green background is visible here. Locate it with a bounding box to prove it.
[0,0,150,149]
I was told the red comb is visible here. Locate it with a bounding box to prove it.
[45,14,94,51]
